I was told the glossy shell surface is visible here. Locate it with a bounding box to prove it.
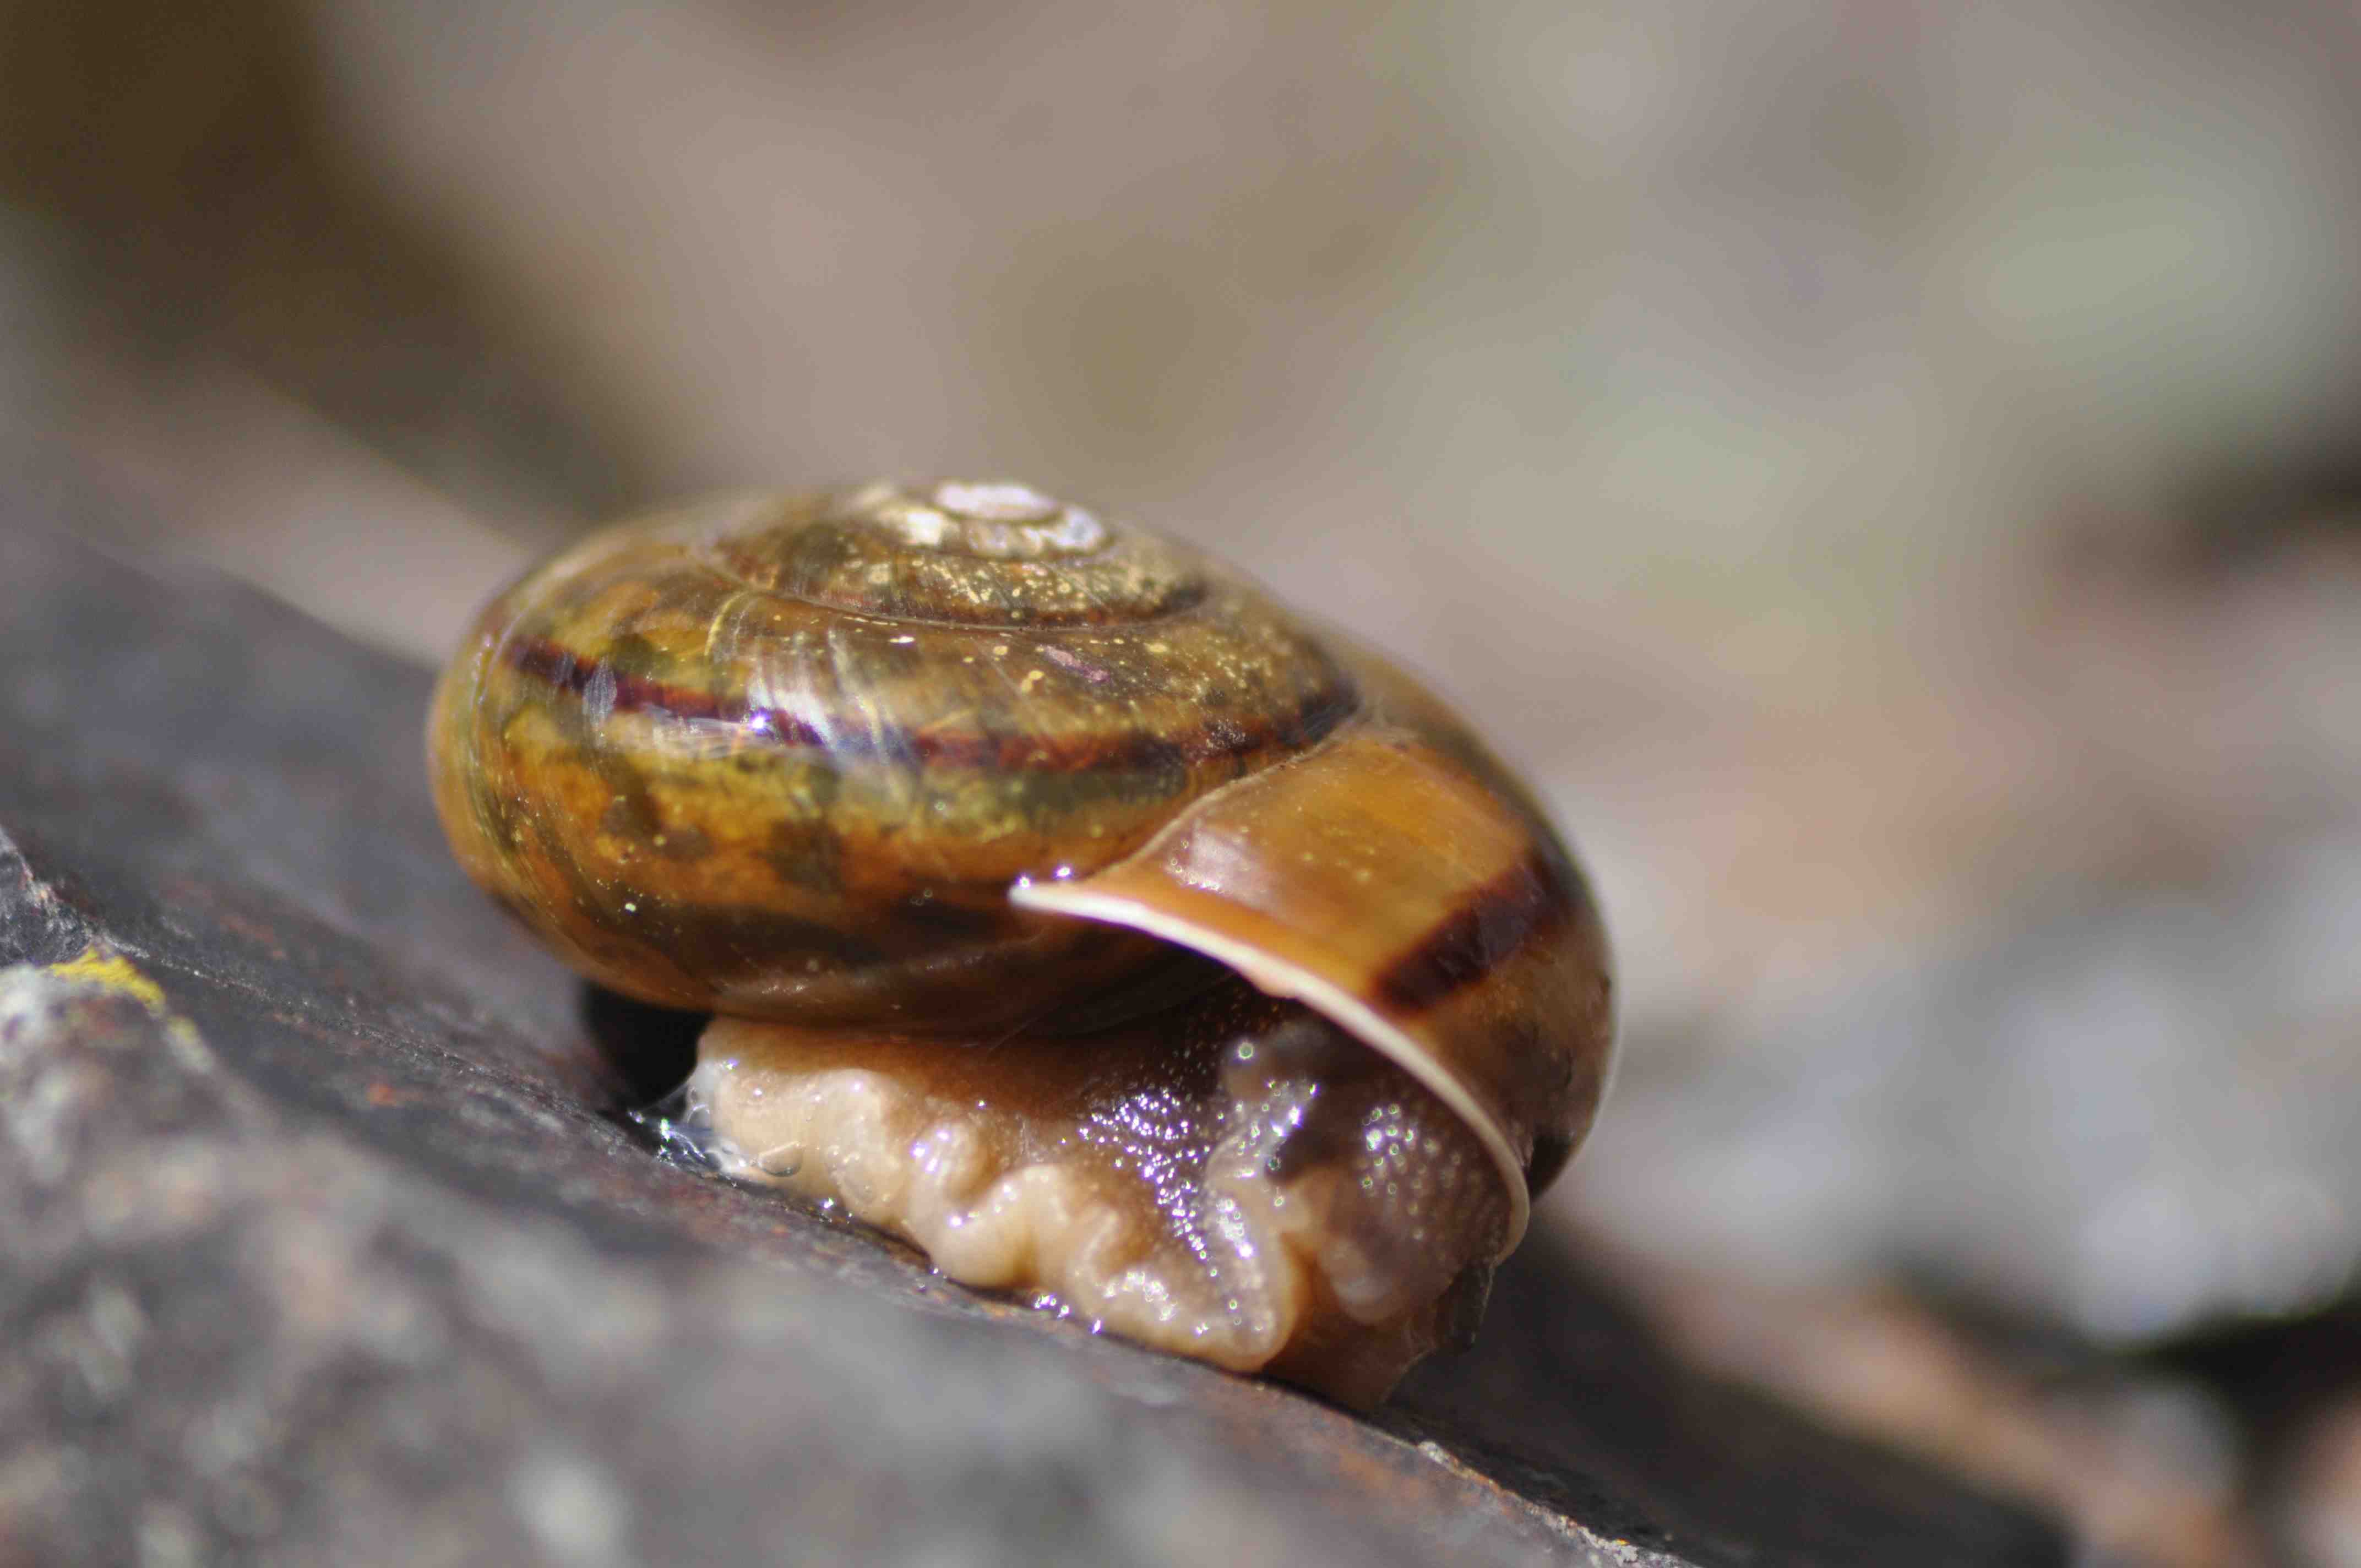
[427,481,1614,1267]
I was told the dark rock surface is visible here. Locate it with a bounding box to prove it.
[0,506,2065,1566]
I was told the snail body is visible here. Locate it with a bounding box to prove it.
[428,481,1614,1404]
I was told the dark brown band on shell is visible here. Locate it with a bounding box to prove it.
[1370,846,1575,1014]
[497,633,1358,775]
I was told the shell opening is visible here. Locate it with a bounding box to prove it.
[1008,880,1534,1255]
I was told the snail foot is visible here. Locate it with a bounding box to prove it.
[689,978,1506,1407]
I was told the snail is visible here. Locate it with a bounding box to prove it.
[426,480,1614,1407]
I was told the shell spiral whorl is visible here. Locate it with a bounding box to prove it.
[427,479,1614,1406]
[725,480,1205,626]
[430,481,1359,1030]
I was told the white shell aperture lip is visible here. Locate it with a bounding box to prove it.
[1009,880,1533,1254]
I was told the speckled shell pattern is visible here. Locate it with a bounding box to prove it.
[426,482,1614,1248]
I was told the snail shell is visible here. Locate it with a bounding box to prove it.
[427,480,1614,1404]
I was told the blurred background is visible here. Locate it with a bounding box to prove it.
[4,1,2358,1561]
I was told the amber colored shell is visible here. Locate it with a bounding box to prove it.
[427,480,1615,1248]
